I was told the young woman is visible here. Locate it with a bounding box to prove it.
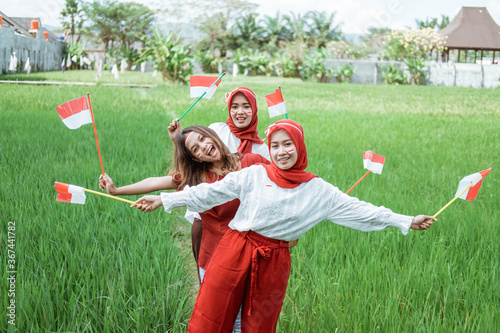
[134,119,435,332]
[99,125,268,283]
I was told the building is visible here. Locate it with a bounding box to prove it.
[0,11,65,74]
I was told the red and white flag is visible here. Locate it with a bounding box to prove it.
[455,168,492,201]
[363,150,385,174]
[265,89,287,118]
[56,96,93,129]
[54,182,86,204]
[190,76,221,99]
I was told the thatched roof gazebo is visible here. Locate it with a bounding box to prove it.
[439,7,500,64]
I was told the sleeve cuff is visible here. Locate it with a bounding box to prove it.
[386,213,413,235]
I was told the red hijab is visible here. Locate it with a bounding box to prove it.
[262,119,317,188]
[226,87,263,154]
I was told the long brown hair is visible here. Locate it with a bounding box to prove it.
[174,126,242,189]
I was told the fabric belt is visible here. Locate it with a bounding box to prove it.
[241,231,298,316]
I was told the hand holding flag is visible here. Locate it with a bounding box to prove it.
[431,168,492,220]
[346,150,386,194]
[265,87,288,118]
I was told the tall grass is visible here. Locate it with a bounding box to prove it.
[1,72,499,332]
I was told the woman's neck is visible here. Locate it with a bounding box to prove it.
[209,160,225,175]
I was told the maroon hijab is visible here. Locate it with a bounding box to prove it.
[261,119,317,188]
[226,87,263,154]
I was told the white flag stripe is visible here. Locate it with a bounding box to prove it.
[190,85,217,99]
[61,109,93,129]
[363,160,384,174]
[268,102,287,118]
[456,173,482,199]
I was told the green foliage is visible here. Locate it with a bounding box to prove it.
[60,0,85,43]
[404,56,427,85]
[416,15,450,30]
[298,48,330,82]
[83,0,155,50]
[334,64,357,83]
[195,50,221,74]
[381,62,408,85]
[66,42,87,70]
[138,28,194,84]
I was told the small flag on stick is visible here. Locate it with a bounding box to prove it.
[346,150,386,194]
[56,96,92,129]
[55,182,86,204]
[431,168,492,220]
[54,182,137,206]
[190,75,223,99]
[177,72,226,123]
[265,87,288,118]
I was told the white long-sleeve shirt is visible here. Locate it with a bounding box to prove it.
[161,165,413,241]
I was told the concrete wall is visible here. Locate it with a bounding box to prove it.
[0,25,65,74]
[323,59,500,88]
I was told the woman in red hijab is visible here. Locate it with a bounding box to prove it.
[136,119,435,332]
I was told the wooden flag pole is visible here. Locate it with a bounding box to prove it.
[86,93,105,177]
[430,183,473,220]
[176,72,226,123]
[279,86,288,119]
[346,170,371,194]
[83,188,138,206]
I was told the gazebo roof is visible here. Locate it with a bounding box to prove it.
[439,7,500,51]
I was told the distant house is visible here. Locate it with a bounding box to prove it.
[0,11,65,74]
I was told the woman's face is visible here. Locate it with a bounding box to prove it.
[230,93,253,128]
[270,129,297,170]
[184,131,221,163]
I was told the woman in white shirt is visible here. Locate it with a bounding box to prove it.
[135,119,435,332]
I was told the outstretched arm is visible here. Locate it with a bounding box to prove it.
[99,173,177,196]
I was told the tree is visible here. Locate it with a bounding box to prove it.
[360,27,392,55]
[60,0,85,43]
[304,11,343,48]
[415,15,450,30]
[229,13,264,50]
[137,28,193,83]
[84,0,155,50]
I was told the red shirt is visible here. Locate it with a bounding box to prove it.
[198,153,269,269]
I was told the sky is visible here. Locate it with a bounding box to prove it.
[2,0,500,34]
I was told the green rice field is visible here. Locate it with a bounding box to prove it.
[1,71,499,332]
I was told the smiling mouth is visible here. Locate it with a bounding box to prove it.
[207,146,215,156]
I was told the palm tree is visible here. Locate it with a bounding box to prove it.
[305,11,342,48]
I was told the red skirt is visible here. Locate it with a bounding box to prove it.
[188,229,293,333]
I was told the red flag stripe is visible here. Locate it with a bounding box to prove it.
[56,96,89,120]
[54,182,70,193]
[56,192,73,203]
[265,89,284,107]
[190,76,221,87]
[363,151,385,164]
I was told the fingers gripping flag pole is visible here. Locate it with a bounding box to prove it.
[430,168,492,220]
[346,150,386,194]
[176,72,226,123]
[55,182,138,205]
